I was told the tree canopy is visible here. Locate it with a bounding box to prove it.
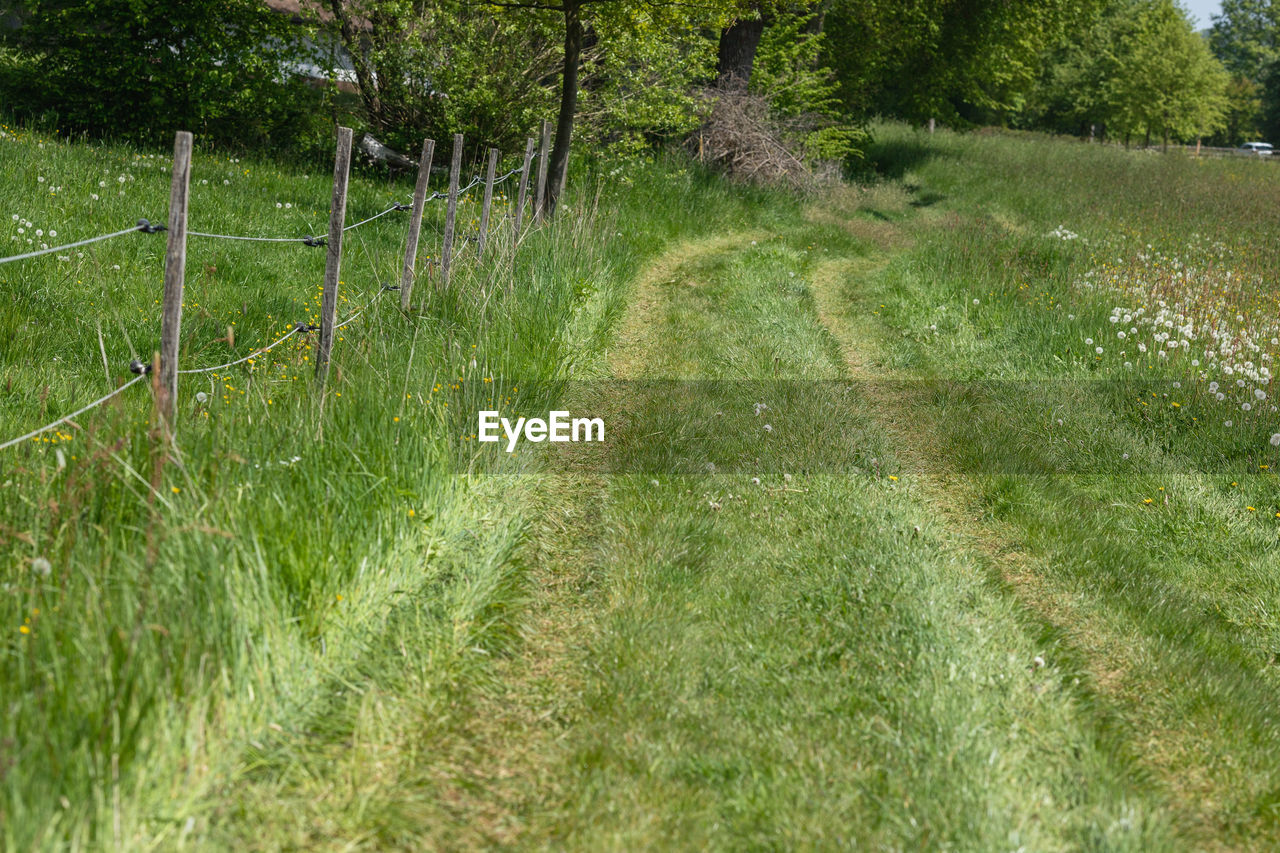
[0,0,1263,183]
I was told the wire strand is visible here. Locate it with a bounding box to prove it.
[177,326,302,375]
[492,167,521,185]
[188,231,318,244]
[0,375,146,452]
[343,204,403,232]
[334,309,363,330]
[0,226,143,265]
[191,202,406,243]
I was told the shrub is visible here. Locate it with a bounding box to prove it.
[0,0,325,151]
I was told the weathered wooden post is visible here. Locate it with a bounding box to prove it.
[441,133,463,289]
[559,143,569,204]
[159,130,192,425]
[534,119,551,223]
[514,137,535,237]
[315,125,353,385]
[400,138,435,311]
[478,147,498,259]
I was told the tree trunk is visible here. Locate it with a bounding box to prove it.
[545,0,582,215]
[804,0,833,35]
[716,15,765,89]
[328,0,383,131]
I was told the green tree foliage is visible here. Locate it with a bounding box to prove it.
[1208,0,1279,142]
[750,12,864,161]
[1109,1,1229,145]
[0,0,318,148]
[1210,0,1279,77]
[325,0,728,208]
[822,0,1087,126]
[323,0,561,155]
[578,8,717,157]
[1019,0,1116,135]
[490,0,730,212]
[1220,73,1264,143]
[1028,0,1228,145]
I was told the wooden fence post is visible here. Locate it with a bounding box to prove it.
[478,147,498,259]
[315,125,353,384]
[514,137,535,237]
[534,119,551,223]
[400,137,435,311]
[441,133,463,289]
[159,130,192,426]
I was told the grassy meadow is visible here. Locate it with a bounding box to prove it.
[0,122,792,848]
[5,117,1280,849]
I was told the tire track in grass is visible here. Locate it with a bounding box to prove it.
[805,213,1280,850]
[479,229,1174,849]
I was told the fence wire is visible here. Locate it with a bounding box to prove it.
[0,374,147,451]
[0,220,162,266]
[192,203,410,244]
[188,230,322,244]
[343,203,408,232]
[3,138,543,453]
[177,325,304,375]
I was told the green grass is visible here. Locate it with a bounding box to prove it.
[9,117,1280,850]
[0,121,791,848]
[500,236,1172,850]
[831,123,1280,846]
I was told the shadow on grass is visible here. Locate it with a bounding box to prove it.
[859,132,937,180]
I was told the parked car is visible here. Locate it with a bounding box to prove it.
[1240,142,1274,155]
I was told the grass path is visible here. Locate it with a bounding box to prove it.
[803,185,1280,849]
[197,158,1280,849]
[470,220,1173,849]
